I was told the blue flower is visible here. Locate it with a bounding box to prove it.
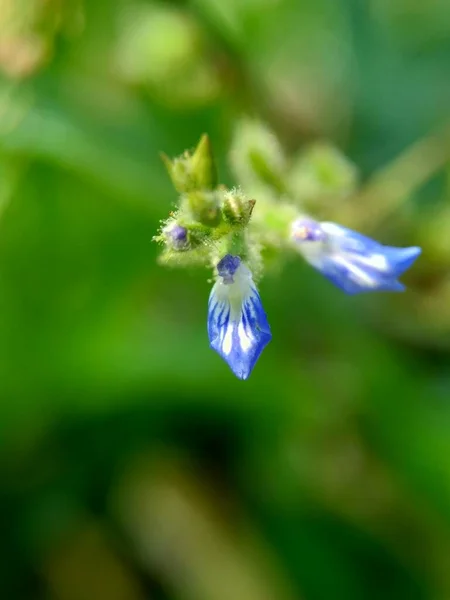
[291,218,421,294]
[208,255,272,379]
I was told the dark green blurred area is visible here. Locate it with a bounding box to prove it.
[2,0,450,599]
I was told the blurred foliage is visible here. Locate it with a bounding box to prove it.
[1,0,450,599]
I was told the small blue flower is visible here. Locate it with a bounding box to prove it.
[291,218,421,294]
[208,255,272,379]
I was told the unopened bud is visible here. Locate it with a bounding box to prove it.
[161,134,218,194]
[190,133,217,190]
[229,119,287,194]
[288,143,358,210]
[222,190,255,225]
[186,190,222,227]
[164,223,189,250]
[160,152,192,194]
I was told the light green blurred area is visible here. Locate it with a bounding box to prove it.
[2,0,450,599]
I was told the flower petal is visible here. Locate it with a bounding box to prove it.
[208,255,271,380]
[380,246,422,277]
[317,253,406,294]
[292,218,421,294]
[321,222,384,253]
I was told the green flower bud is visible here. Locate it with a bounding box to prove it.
[185,190,222,227]
[190,133,217,190]
[288,143,358,212]
[160,151,193,193]
[155,216,214,267]
[161,134,217,193]
[222,189,255,225]
[229,119,287,195]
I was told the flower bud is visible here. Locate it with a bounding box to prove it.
[288,143,358,212]
[190,133,217,190]
[229,119,287,194]
[186,190,222,227]
[222,189,255,225]
[164,223,189,250]
[161,134,218,194]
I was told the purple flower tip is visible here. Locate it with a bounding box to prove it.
[167,224,188,249]
[217,254,241,284]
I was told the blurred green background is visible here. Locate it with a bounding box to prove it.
[2,0,450,599]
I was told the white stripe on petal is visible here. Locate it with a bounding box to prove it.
[350,252,389,272]
[222,324,233,355]
[333,255,379,287]
[237,320,254,352]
